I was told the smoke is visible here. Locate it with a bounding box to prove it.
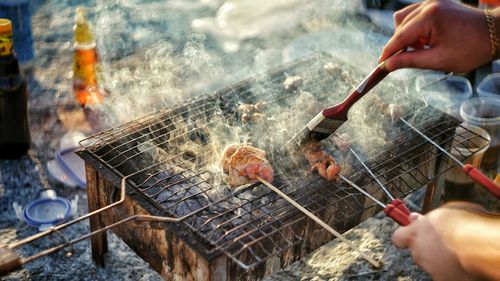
[82,0,435,187]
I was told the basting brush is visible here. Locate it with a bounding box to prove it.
[288,50,403,148]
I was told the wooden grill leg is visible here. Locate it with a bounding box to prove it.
[85,164,108,266]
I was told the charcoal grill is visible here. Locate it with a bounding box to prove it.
[77,53,489,281]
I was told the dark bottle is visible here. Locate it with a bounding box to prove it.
[0,18,30,159]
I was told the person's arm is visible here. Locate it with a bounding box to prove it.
[379,0,496,72]
[392,202,500,281]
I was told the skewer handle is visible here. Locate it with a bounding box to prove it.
[463,164,500,198]
[0,247,22,275]
[384,199,411,226]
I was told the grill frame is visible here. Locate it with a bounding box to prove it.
[78,52,490,272]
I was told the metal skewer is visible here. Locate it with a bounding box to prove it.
[347,149,412,226]
[399,117,500,198]
[0,175,231,274]
[339,175,386,208]
[256,176,382,268]
[349,148,395,201]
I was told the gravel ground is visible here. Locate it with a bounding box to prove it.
[0,1,434,280]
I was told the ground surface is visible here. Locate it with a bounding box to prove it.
[0,0,461,280]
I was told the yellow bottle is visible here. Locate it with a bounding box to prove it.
[73,7,104,106]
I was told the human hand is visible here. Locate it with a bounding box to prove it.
[379,0,493,72]
[392,202,500,281]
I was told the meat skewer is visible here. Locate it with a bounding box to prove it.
[221,143,274,187]
[300,140,341,181]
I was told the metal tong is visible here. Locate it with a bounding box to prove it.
[400,118,500,198]
[344,148,412,226]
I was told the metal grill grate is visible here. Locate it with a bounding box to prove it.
[79,53,489,269]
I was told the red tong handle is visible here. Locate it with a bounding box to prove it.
[322,66,390,120]
[463,164,500,198]
[384,198,411,226]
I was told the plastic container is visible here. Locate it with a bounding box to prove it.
[47,147,86,188]
[12,189,78,231]
[415,73,473,120]
[476,73,500,99]
[492,59,500,73]
[23,197,72,228]
[460,97,500,168]
[47,131,86,188]
[0,0,34,65]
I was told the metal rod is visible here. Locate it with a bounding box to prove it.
[399,117,464,167]
[8,176,128,249]
[20,214,183,265]
[339,175,386,208]
[349,148,395,201]
[256,176,382,268]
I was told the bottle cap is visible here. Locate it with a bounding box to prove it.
[0,18,12,37]
[74,7,94,44]
[0,18,13,55]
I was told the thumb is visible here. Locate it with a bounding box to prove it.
[392,224,414,249]
[409,212,423,222]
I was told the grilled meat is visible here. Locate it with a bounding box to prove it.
[221,143,274,187]
[333,133,352,152]
[238,101,268,122]
[372,96,405,124]
[283,74,303,92]
[300,140,340,181]
[385,103,403,123]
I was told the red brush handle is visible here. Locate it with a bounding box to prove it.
[322,66,390,120]
[463,164,500,198]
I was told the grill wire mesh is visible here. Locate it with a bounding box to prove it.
[80,53,489,269]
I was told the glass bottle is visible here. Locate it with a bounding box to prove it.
[73,7,104,106]
[0,18,31,159]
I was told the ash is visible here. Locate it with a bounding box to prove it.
[1,0,434,280]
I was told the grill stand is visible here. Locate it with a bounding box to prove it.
[78,53,487,280]
[82,158,369,280]
[85,163,222,280]
[82,162,427,281]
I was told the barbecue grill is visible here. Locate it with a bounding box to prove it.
[77,53,489,280]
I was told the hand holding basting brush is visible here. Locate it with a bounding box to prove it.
[289,38,429,149]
